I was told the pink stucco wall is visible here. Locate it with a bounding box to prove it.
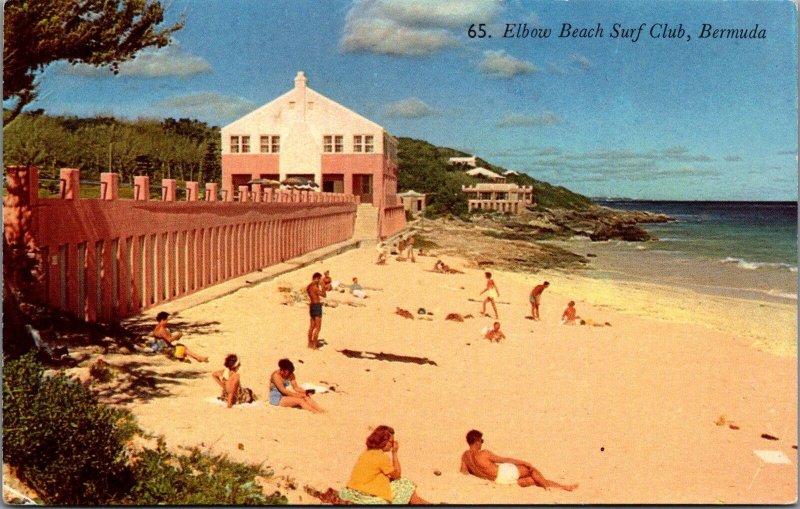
[221,154,280,190]
[4,167,356,323]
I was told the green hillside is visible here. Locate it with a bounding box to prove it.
[397,137,594,215]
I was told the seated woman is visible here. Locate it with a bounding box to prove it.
[269,358,325,413]
[211,354,255,408]
[339,425,430,505]
[350,277,368,299]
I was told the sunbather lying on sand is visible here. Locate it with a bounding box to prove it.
[433,259,463,274]
[396,307,414,319]
[460,429,577,491]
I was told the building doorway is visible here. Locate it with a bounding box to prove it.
[353,174,373,204]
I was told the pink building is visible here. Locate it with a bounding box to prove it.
[221,72,399,210]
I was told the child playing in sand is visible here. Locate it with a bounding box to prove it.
[482,322,506,342]
[561,301,578,325]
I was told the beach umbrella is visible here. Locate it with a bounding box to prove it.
[247,178,281,188]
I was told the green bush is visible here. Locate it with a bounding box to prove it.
[3,353,288,505]
[125,437,287,505]
[3,353,138,504]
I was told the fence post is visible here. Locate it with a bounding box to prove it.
[100,172,119,200]
[162,179,177,201]
[134,176,150,201]
[205,183,219,201]
[60,168,80,200]
[251,183,262,202]
[238,185,249,202]
[186,182,199,201]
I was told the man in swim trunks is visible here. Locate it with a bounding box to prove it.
[307,272,327,349]
[460,429,577,491]
[529,281,549,321]
[152,311,208,362]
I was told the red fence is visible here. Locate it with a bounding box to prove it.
[379,204,406,239]
[4,167,357,323]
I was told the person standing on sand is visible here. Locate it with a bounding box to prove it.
[529,281,549,320]
[406,235,416,263]
[307,272,327,349]
[460,429,577,491]
[480,272,500,319]
[339,425,430,504]
[152,311,208,362]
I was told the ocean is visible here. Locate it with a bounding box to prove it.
[577,200,798,303]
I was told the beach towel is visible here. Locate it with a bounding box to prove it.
[339,478,416,505]
[300,382,330,394]
[206,396,263,408]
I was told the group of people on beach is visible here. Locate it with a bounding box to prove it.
[151,241,584,503]
[335,425,576,504]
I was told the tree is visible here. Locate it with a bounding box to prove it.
[3,0,184,122]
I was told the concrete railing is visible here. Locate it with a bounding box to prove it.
[3,166,357,323]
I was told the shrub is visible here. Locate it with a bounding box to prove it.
[3,353,138,504]
[125,437,287,505]
[3,353,288,505]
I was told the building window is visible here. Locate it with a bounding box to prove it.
[260,135,280,153]
[354,135,374,153]
[230,136,240,153]
[288,101,295,109]
[324,135,343,153]
[241,136,250,153]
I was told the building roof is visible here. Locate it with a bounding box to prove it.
[448,155,477,167]
[398,190,426,197]
[466,167,504,179]
[462,183,534,191]
[222,71,385,134]
[503,170,520,176]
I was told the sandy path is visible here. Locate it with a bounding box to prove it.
[108,247,796,504]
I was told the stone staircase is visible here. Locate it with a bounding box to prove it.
[353,203,379,243]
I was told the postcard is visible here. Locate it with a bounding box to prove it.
[2,0,797,505]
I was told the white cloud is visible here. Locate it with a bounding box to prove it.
[479,50,538,79]
[377,0,501,28]
[497,112,560,127]
[340,17,457,56]
[155,92,256,123]
[384,97,436,118]
[548,63,566,75]
[570,53,592,70]
[57,43,211,78]
[340,0,501,56]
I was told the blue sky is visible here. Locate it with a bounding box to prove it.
[25,0,798,200]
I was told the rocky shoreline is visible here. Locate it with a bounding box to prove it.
[412,206,673,273]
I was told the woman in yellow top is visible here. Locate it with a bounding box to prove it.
[339,425,430,505]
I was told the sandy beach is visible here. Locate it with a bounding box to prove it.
[98,245,797,504]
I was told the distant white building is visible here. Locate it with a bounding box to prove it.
[448,155,477,167]
[462,182,535,214]
[503,170,519,176]
[397,190,427,216]
[466,167,506,182]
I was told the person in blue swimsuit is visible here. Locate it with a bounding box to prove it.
[269,358,325,413]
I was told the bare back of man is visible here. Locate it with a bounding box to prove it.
[460,449,577,491]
